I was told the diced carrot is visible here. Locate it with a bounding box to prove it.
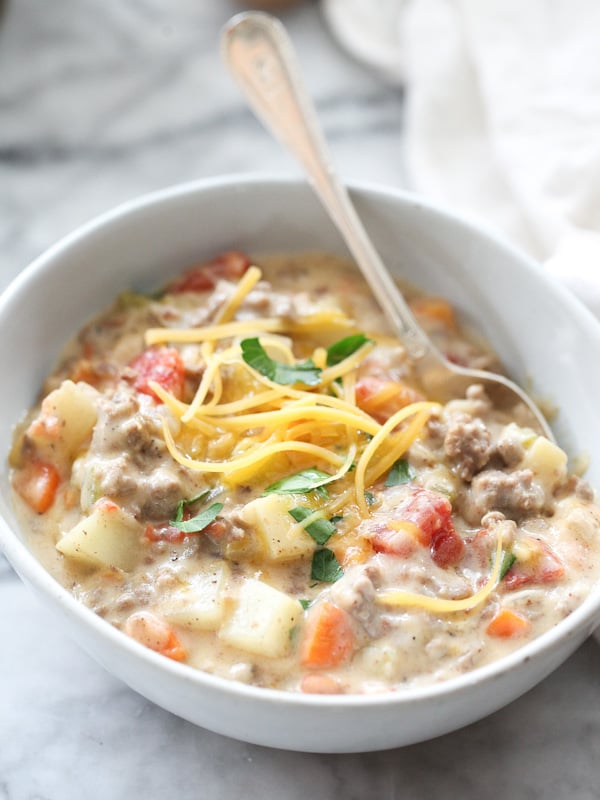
[124,611,187,662]
[167,251,251,294]
[13,461,60,514]
[299,602,354,669]
[355,376,424,423]
[27,415,61,441]
[410,296,457,331]
[486,608,531,638]
[300,673,343,694]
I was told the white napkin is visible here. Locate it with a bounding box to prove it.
[322,0,600,316]
[323,0,600,642]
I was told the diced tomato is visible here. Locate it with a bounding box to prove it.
[430,524,465,569]
[300,602,355,669]
[129,346,184,402]
[371,487,464,568]
[13,461,60,514]
[355,376,424,423]
[503,540,565,589]
[167,251,251,294]
[370,520,423,559]
[398,488,453,540]
[486,608,531,638]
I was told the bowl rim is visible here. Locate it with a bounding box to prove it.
[1,171,600,711]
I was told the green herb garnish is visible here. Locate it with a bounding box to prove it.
[173,490,211,523]
[325,333,370,367]
[299,599,312,610]
[241,337,321,386]
[499,550,517,580]
[289,507,337,545]
[310,548,344,583]
[384,458,416,487]
[264,467,333,495]
[171,502,224,534]
[364,491,376,506]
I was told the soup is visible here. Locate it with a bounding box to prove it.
[10,251,600,694]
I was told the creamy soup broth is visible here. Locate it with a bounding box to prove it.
[10,251,600,694]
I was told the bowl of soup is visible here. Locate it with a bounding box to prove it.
[1,175,600,752]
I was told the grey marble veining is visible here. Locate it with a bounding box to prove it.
[0,0,404,290]
[1,2,599,798]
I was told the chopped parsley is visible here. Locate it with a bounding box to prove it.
[499,550,517,580]
[384,458,416,487]
[311,548,344,583]
[325,333,370,367]
[172,490,211,523]
[170,502,223,534]
[264,467,333,496]
[288,507,337,545]
[241,337,321,386]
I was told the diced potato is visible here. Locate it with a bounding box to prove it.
[512,537,541,563]
[357,643,402,681]
[32,380,99,458]
[521,436,568,490]
[499,422,538,451]
[161,561,229,631]
[56,501,143,571]
[421,464,458,500]
[237,493,317,562]
[219,578,302,658]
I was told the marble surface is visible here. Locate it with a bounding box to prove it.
[0,2,599,798]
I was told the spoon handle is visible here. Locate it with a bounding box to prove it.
[221,11,428,355]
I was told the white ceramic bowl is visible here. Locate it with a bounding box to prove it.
[1,175,600,753]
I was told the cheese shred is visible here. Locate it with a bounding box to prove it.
[375,534,503,613]
[150,265,437,508]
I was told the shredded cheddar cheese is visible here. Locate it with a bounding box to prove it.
[375,534,503,613]
[148,265,437,509]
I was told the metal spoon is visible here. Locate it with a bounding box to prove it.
[221,11,553,439]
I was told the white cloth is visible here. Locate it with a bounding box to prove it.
[322,0,600,316]
[323,0,600,641]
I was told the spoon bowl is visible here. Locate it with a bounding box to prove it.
[221,11,553,439]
